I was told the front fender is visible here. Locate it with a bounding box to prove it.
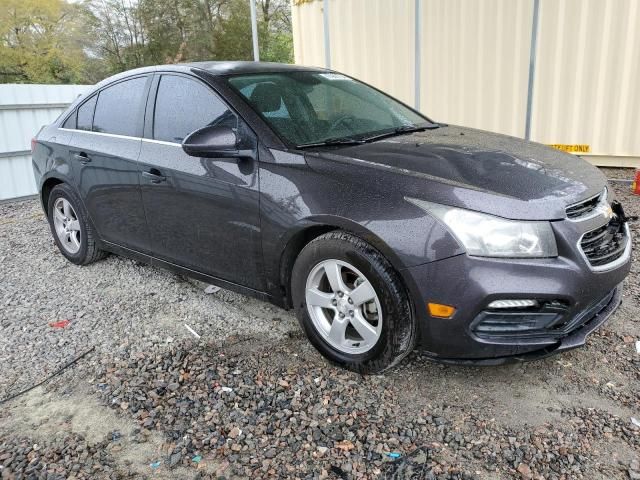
[259,159,465,303]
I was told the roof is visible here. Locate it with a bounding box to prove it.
[57,61,329,120]
[182,61,327,75]
[88,62,326,91]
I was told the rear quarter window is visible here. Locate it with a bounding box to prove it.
[77,96,97,131]
[62,110,77,129]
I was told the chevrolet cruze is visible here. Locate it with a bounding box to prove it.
[32,62,632,373]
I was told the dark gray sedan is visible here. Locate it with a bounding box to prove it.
[32,61,632,373]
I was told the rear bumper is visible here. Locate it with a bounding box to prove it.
[402,242,631,361]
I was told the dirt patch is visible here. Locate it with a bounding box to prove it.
[0,383,201,479]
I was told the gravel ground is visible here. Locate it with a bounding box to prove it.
[0,167,639,479]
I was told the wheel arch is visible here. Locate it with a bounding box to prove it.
[40,176,65,211]
[278,224,337,308]
[277,217,413,310]
[40,176,101,245]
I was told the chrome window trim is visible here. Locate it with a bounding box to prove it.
[59,127,181,146]
[57,73,152,129]
[142,138,182,147]
[60,127,139,141]
[566,188,608,222]
[577,222,632,273]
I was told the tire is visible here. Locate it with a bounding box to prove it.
[291,231,416,374]
[47,183,106,265]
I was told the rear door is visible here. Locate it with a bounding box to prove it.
[65,75,152,253]
[138,73,264,290]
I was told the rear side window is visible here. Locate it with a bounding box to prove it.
[153,75,237,143]
[77,96,97,131]
[93,77,147,137]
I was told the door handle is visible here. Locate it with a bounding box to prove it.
[142,169,167,184]
[74,152,91,164]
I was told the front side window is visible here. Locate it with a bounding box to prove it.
[76,95,97,131]
[93,77,147,137]
[153,75,237,143]
[227,72,431,146]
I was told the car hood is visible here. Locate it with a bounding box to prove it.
[304,125,607,220]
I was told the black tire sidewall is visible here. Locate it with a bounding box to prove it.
[292,233,414,373]
[47,184,90,265]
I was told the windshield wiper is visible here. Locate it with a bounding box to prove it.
[361,123,441,143]
[296,137,366,149]
[295,123,441,149]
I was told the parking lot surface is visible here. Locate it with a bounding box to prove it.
[0,168,638,479]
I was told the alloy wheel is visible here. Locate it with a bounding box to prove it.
[305,259,382,354]
[52,198,81,254]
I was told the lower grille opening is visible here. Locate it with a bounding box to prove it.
[473,300,569,335]
[472,289,616,340]
[474,312,562,334]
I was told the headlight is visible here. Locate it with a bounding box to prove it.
[406,198,558,258]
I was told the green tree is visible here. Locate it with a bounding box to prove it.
[86,0,147,73]
[0,0,294,84]
[212,0,254,61]
[0,0,91,83]
[257,0,293,63]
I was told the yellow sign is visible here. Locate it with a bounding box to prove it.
[548,144,590,154]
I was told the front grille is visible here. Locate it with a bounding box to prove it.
[580,219,628,267]
[566,190,605,219]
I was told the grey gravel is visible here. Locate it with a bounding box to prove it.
[0,167,638,479]
[0,198,298,400]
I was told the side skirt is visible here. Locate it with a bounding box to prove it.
[101,240,278,305]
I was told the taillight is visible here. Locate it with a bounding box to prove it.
[31,137,37,152]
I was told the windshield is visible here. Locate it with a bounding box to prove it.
[227,71,433,147]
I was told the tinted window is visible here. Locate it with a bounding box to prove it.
[228,72,430,146]
[62,110,77,129]
[93,77,147,136]
[77,96,97,131]
[153,75,236,143]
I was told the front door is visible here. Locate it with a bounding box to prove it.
[138,73,264,291]
[66,76,151,253]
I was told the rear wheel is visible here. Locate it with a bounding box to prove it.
[47,183,106,265]
[291,231,416,373]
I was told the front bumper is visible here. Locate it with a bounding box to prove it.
[403,228,631,362]
[421,285,622,365]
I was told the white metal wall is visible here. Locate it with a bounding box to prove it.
[292,0,326,68]
[531,0,640,166]
[0,84,88,201]
[292,0,417,105]
[421,0,533,137]
[291,0,640,167]
[329,0,416,106]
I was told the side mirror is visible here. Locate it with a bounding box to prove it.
[182,125,241,158]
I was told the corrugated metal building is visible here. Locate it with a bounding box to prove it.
[291,0,640,168]
[0,84,88,201]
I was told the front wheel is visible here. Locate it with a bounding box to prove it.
[291,231,416,374]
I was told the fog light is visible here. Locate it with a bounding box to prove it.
[487,299,538,309]
[428,302,456,318]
